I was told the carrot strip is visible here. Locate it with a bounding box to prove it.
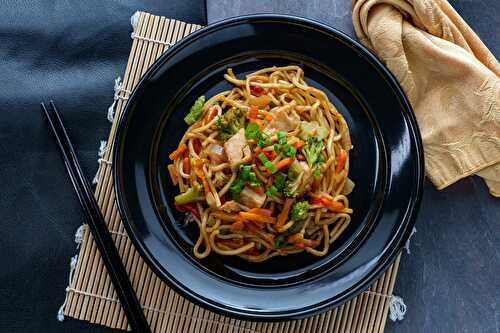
[287,233,304,244]
[248,208,272,217]
[231,220,245,232]
[248,105,258,120]
[167,164,178,185]
[310,195,345,212]
[295,242,305,249]
[277,198,294,227]
[182,157,191,174]
[275,157,293,172]
[335,148,347,173]
[169,144,187,160]
[194,160,204,179]
[294,140,305,149]
[193,139,202,155]
[239,211,276,224]
[264,114,273,122]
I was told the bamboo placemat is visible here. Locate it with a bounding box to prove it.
[62,11,403,333]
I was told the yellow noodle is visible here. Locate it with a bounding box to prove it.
[170,65,353,262]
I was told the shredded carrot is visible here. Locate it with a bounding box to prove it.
[275,157,293,171]
[250,85,264,96]
[294,140,305,149]
[335,148,347,173]
[264,114,273,122]
[277,198,294,227]
[287,233,304,244]
[193,139,202,155]
[169,144,187,160]
[202,178,211,195]
[239,211,276,224]
[248,208,272,217]
[295,242,305,249]
[263,150,277,160]
[248,105,258,120]
[249,185,265,196]
[194,160,204,179]
[167,164,178,185]
[182,157,191,174]
[312,196,345,212]
[231,220,244,232]
[323,199,344,212]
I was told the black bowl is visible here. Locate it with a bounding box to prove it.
[113,14,423,320]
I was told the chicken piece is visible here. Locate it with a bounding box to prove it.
[296,161,314,196]
[224,128,251,168]
[239,187,266,208]
[207,143,227,165]
[267,108,300,132]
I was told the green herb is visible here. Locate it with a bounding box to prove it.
[248,172,260,186]
[258,153,277,173]
[277,131,287,145]
[313,167,321,178]
[216,108,246,140]
[290,201,310,221]
[265,185,277,196]
[245,122,261,140]
[257,132,272,147]
[274,173,287,191]
[230,164,252,199]
[282,144,296,157]
[184,96,206,125]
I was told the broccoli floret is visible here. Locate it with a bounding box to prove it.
[290,201,310,221]
[283,162,303,197]
[184,96,206,125]
[302,137,325,168]
[216,108,246,140]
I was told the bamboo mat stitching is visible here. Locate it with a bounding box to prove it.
[59,11,407,332]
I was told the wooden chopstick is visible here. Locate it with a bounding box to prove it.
[41,101,151,333]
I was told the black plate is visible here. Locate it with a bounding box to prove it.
[113,15,423,320]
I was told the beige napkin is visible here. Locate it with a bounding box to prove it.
[352,0,500,196]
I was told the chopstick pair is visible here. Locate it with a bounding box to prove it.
[41,101,151,333]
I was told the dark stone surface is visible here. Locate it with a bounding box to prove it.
[0,1,205,333]
[206,1,500,333]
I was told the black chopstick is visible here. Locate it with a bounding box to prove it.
[41,101,151,333]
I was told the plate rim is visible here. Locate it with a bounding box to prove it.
[113,13,424,321]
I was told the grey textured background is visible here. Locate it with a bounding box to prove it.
[205,1,500,333]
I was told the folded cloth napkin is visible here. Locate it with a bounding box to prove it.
[352,0,500,196]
